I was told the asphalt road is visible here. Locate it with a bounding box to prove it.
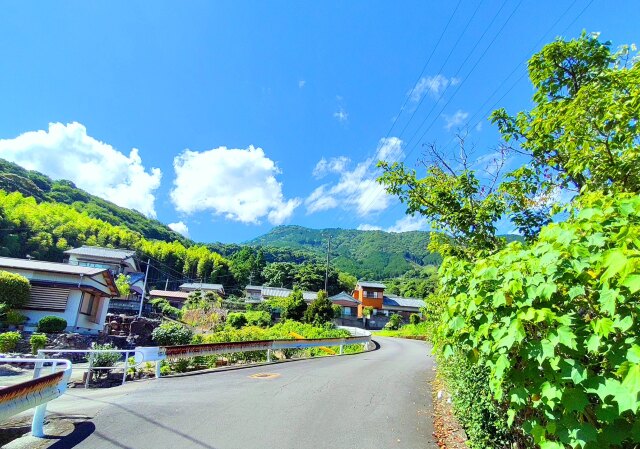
[26,337,437,449]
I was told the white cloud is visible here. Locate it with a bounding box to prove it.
[170,146,300,225]
[358,215,429,234]
[475,122,483,132]
[305,137,401,216]
[357,224,383,231]
[168,221,189,238]
[312,156,351,179]
[333,106,348,123]
[0,122,161,217]
[443,110,469,131]
[409,75,460,102]
[298,80,306,88]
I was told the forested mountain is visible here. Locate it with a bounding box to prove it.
[247,225,441,279]
[0,158,187,243]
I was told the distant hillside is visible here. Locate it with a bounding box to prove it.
[0,158,187,243]
[246,225,441,279]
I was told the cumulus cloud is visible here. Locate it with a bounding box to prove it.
[170,145,300,225]
[168,221,190,237]
[305,137,402,216]
[409,75,460,102]
[0,122,161,217]
[312,156,350,179]
[358,214,429,234]
[298,80,306,88]
[333,106,348,123]
[443,110,469,131]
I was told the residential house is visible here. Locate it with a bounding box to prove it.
[352,280,424,328]
[64,246,146,313]
[0,257,119,334]
[179,282,225,297]
[243,285,358,317]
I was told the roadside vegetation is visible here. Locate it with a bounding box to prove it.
[379,33,640,448]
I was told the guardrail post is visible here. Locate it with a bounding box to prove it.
[267,349,272,362]
[31,403,47,438]
[85,353,94,389]
[33,351,44,379]
[339,344,344,355]
[122,351,129,386]
[155,360,162,379]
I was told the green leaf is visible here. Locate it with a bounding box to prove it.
[494,354,510,380]
[562,388,589,412]
[621,274,640,293]
[601,249,628,281]
[628,345,640,364]
[540,440,565,449]
[598,285,618,316]
[593,318,615,338]
[568,285,585,299]
[586,334,601,353]
[557,325,577,350]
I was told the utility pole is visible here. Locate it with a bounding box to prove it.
[164,278,169,290]
[324,235,331,293]
[138,258,151,318]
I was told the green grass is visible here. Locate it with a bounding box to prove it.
[373,322,429,338]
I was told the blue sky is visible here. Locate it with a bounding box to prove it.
[0,1,638,243]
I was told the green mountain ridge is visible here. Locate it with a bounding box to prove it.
[246,225,441,279]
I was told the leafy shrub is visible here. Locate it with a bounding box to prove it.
[29,333,47,354]
[90,343,121,368]
[244,310,271,327]
[0,271,30,308]
[438,193,640,448]
[409,313,421,325]
[279,288,307,321]
[226,313,248,329]
[151,322,193,346]
[304,290,334,325]
[332,304,342,318]
[37,316,67,333]
[149,297,180,319]
[4,310,28,326]
[181,308,221,331]
[0,331,21,352]
[384,313,402,330]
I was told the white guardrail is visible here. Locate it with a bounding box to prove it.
[0,358,72,437]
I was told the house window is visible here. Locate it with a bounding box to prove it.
[80,292,100,322]
[343,307,351,316]
[364,290,379,298]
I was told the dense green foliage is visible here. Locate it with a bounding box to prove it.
[248,225,441,279]
[409,314,421,325]
[304,290,334,325]
[0,270,30,309]
[4,310,27,326]
[384,265,439,298]
[384,313,403,330]
[29,333,47,355]
[274,287,308,321]
[115,274,130,298]
[152,322,194,346]
[382,33,640,449]
[0,158,187,243]
[226,312,248,329]
[439,193,640,448]
[0,331,21,352]
[90,343,122,370]
[37,316,67,333]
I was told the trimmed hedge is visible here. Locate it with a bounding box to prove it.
[37,316,67,333]
[0,271,30,308]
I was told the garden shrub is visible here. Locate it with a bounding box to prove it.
[37,316,67,333]
[438,193,640,448]
[304,290,334,325]
[151,322,193,346]
[29,333,47,354]
[90,342,121,370]
[244,310,271,327]
[409,313,421,325]
[226,312,248,329]
[0,331,21,352]
[4,310,28,326]
[0,271,30,308]
[384,313,403,330]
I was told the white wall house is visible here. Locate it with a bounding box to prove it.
[0,257,119,334]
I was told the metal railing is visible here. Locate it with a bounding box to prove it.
[0,358,72,437]
[36,349,146,388]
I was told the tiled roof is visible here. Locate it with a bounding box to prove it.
[302,291,317,301]
[260,287,292,298]
[149,290,190,300]
[383,295,425,309]
[357,281,386,289]
[245,285,262,290]
[64,246,135,260]
[179,282,224,292]
[0,257,107,276]
[329,292,360,304]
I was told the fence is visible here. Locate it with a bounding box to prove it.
[35,349,145,388]
[0,358,72,437]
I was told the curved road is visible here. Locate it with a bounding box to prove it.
[44,337,437,449]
